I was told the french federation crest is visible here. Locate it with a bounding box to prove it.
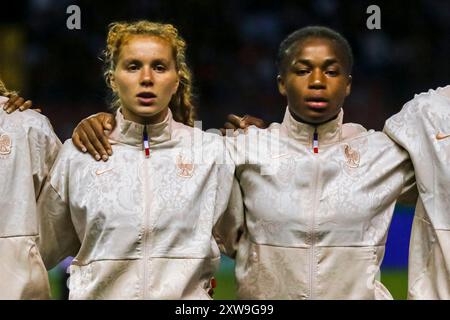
[344,144,360,168]
[0,133,12,156]
[176,153,194,178]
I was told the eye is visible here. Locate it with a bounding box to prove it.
[127,64,139,71]
[154,64,167,72]
[325,70,338,76]
[294,69,309,76]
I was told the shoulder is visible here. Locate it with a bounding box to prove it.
[412,85,450,106]
[360,130,405,155]
[0,107,56,137]
[55,139,89,163]
[172,120,225,147]
[385,86,450,132]
[0,108,61,156]
[50,139,101,180]
[396,86,450,118]
[343,124,399,150]
[341,122,368,140]
[367,130,396,143]
[245,123,279,140]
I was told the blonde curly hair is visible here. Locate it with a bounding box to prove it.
[103,20,196,126]
[0,78,13,96]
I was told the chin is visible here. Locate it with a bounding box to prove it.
[306,109,340,123]
[299,111,326,123]
[135,105,163,115]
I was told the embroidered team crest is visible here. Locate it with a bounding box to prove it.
[176,153,194,178]
[344,144,360,168]
[0,133,12,155]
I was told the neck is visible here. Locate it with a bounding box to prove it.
[289,109,339,127]
[282,107,344,150]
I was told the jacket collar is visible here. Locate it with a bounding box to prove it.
[109,108,172,147]
[281,106,344,146]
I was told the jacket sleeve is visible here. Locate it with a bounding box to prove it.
[382,116,418,206]
[397,174,418,206]
[29,115,62,199]
[397,149,417,206]
[384,86,450,298]
[213,177,245,259]
[36,143,80,270]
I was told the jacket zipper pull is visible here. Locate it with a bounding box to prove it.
[143,126,150,158]
[313,127,319,154]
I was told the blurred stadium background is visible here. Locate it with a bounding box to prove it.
[1,0,449,299]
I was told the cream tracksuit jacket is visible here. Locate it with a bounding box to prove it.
[384,86,450,299]
[37,109,234,300]
[0,96,61,299]
[215,107,415,300]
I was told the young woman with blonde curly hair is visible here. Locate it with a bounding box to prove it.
[37,21,234,299]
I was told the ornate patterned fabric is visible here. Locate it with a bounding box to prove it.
[384,86,450,299]
[37,109,235,299]
[0,96,61,299]
[216,107,415,299]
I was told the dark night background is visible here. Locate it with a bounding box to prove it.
[1,0,448,138]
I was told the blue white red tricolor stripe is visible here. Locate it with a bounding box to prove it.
[313,130,319,154]
[143,126,150,158]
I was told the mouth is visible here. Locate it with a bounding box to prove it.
[136,92,157,105]
[304,96,329,109]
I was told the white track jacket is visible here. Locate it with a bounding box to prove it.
[37,109,234,299]
[0,96,61,299]
[215,107,415,299]
[384,86,450,299]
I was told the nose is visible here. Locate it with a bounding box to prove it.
[140,66,154,87]
[308,68,326,89]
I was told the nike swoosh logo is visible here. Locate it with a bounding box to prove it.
[95,168,113,176]
[436,133,450,140]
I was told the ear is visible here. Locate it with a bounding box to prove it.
[172,74,180,95]
[345,75,352,97]
[109,72,117,92]
[277,75,287,96]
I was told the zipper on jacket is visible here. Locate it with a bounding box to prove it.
[309,127,320,299]
[312,127,319,154]
[143,126,150,158]
[142,126,151,299]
